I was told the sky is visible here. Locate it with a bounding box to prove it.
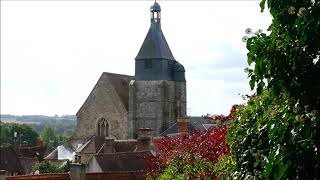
[1,1,272,116]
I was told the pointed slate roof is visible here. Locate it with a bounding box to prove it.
[135,6,175,61]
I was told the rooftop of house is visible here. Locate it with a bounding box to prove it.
[92,151,152,172]
[159,116,214,136]
[75,136,139,155]
[0,146,22,174]
[0,146,40,175]
[4,171,146,180]
[16,145,46,159]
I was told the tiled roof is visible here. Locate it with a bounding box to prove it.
[114,139,137,152]
[93,151,152,172]
[86,171,145,180]
[105,72,134,111]
[0,146,23,174]
[6,172,146,180]
[5,173,71,180]
[16,146,46,159]
[45,139,86,160]
[44,148,58,160]
[159,116,213,136]
[76,136,104,154]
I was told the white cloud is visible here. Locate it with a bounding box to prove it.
[1,1,272,116]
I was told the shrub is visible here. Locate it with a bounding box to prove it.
[145,125,229,179]
[226,91,320,179]
[32,160,70,174]
[158,153,215,180]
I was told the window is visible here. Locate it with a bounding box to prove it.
[144,60,152,69]
[96,118,109,137]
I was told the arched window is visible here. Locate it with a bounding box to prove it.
[96,118,109,137]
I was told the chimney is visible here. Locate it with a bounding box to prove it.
[73,154,81,164]
[177,117,190,134]
[136,128,153,151]
[103,137,115,154]
[0,170,6,180]
[69,163,86,180]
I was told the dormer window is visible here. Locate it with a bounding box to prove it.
[145,60,152,69]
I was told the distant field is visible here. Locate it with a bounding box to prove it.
[0,114,77,135]
[0,114,76,122]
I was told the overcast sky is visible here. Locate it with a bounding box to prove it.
[1,1,272,116]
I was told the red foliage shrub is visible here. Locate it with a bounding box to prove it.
[228,104,238,120]
[144,125,229,177]
[207,104,239,123]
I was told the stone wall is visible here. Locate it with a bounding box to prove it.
[74,72,186,140]
[175,81,187,117]
[75,73,130,140]
[129,80,186,137]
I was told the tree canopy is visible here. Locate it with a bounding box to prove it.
[40,126,57,144]
[0,122,39,146]
[245,0,320,109]
[216,0,320,179]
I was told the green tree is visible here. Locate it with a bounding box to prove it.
[245,0,320,109]
[0,123,39,146]
[220,0,320,179]
[226,91,319,179]
[40,126,57,144]
[30,119,76,138]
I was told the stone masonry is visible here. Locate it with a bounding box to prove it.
[128,80,186,138]
[75,72,133,140]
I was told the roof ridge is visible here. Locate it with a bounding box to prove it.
[103,72,133,77]
[94,150,150,156]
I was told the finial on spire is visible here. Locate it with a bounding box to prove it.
[150,1,161,23]
[150,1,161,12]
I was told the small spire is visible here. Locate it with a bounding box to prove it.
[135,1,175,61]
[150,1,161,13]
[150,1,161,24]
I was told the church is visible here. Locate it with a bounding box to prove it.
[44,2,214,172]
[74,2,187,140]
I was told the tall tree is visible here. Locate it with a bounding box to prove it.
[40,126,57,143]
[219,0,320,179]
[245,0,320,109]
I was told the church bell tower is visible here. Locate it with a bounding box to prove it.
[128,2,186,138]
